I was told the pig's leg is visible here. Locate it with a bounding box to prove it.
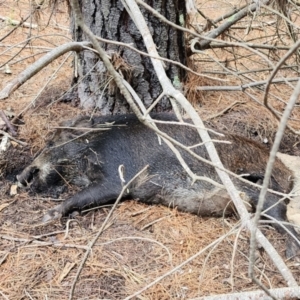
[42,181,123,222]
[250,190,300,258]
[261,198,300,258]
[42,178,163,222]
[237,183,300,257]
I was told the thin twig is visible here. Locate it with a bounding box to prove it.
[97,236,172,262]
[0,10,34,43]
[0,129,27,146]
[198,221,242,284]
[140,215,170,231]
[0,291,9,300]
[24,289,34,300]
[197,77,300,92]
[30,52,72,108]
[263,40,300,133]
[1,235,89,250]
[124,227,238,300]
[0,252,9,266]
[206,41,291,50]
[249,77,300,291]
[0,110,17,136]
[204,101,244,120]
[0,16,38,28]
[94,36,226,82]
[68,165,149,300]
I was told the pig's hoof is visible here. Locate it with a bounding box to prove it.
[42,206,63,223]
[285,238,300,259]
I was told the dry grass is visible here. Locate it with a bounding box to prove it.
[1,0,300,299]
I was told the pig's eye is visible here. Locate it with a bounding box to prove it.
[242,174,264,184]
[47,141,54,147]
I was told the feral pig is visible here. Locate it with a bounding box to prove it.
[17,113,300,257]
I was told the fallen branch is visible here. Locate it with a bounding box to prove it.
[263,40,300,134]
[190,287,300,300]
[0,110,17,136]
[205,42,291,50]
[0,16,38,28]
[197,77,300,91]
[193,0,271,50]
[0,41,91,100]
[0,130,27,146]
[1,234,89,250]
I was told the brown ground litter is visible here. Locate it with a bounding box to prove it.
[1,0,300,299]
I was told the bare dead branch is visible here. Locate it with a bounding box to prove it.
[263,40,300,130]
[0,12,33,43]
[249,77,300,291]
[190,287,300,300]
[204,101,244,120]
[212,4,248,24]
[201,65,299,76]
[207,42,291,50]
[197,77,300,91]
[0,16,38,28]
[262,4,300,30]
[193,0,271,50]
[0,110,17,136]
[1,234,89,250]
[0,41,91,100]
[0,130,27,146]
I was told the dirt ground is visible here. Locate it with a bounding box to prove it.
[1,1,300,300]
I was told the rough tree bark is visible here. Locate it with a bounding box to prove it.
[71,0,186,114]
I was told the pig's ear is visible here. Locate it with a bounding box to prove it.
[60,116,94,128]
[73,117,94,128]
[50,117,95,143]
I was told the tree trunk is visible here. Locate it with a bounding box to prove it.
[71,0,186,114]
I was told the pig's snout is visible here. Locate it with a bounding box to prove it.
[17,166,40,187]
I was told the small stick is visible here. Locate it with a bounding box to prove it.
[0,129,27,146]
[1,235,89,250]
[0,16,38,28]
[141,215,170,230]
[0,110,17,136]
